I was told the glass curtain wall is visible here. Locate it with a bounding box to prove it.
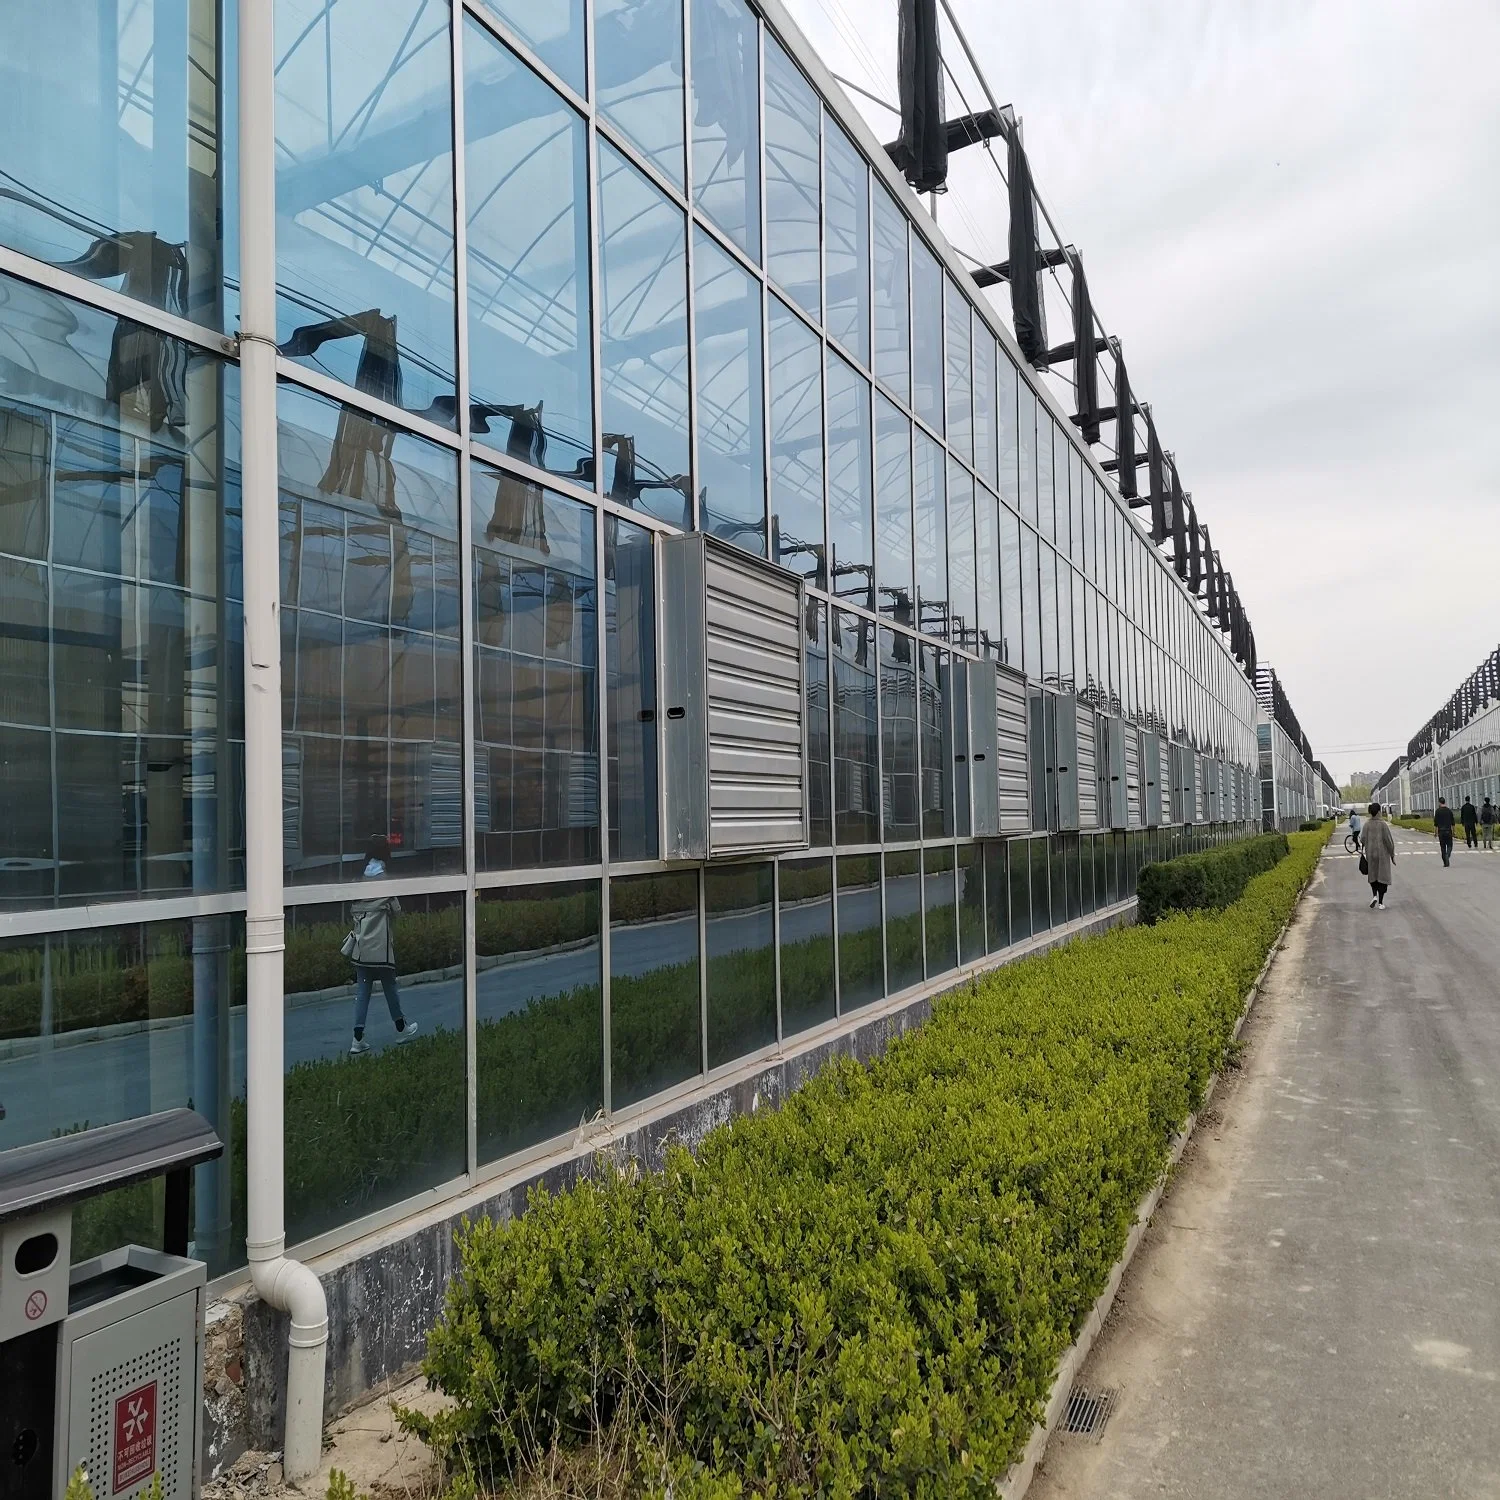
[0,0,1264,1275]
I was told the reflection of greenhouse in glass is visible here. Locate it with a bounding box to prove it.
[0,0,1320,1401]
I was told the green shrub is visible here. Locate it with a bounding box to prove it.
[1135,831,1290,926]
[409,834,1324,1497]
[1298,819,1326,832]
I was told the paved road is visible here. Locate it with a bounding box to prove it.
[1033,825,1500,1500]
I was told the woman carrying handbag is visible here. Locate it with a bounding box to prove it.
[1360,802,1396,910]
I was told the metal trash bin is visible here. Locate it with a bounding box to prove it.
[0,1110,222,1500]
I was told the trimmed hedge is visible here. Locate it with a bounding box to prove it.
[1135,831,1290,926]
[409,832,1324,1498]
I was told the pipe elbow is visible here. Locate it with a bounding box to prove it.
[248,1243,329,1348]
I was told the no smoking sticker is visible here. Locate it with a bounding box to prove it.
[24,1288,47,1320]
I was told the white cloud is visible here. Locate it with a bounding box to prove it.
[780,0,1500,778]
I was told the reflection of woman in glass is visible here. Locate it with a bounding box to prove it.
[348,837,417,1055]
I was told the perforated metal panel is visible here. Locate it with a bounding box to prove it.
[1142,730,1163,827]
[995,667,1030,832]
[66,1297,195,1500]
[660,534,808,860]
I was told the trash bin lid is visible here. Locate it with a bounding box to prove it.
[0,1109,223,1223]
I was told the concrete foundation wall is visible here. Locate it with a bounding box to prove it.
[204,899,1136,1470]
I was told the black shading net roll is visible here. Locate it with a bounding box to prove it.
[893,0,948,193]
[1116,353,1137,499]
[1072,257,1099,443]
[1007,126,1048,363]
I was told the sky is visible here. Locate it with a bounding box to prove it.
[781,0,1500,783]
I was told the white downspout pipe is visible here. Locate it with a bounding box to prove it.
[238,0,328,1481]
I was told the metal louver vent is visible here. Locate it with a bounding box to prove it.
[660,534,808,860]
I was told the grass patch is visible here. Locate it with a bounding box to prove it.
[406,833,1324,1499]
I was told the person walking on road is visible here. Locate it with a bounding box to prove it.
[1482,796,1496,851]
[1434,797,1456,867]
[1460,795,1479,849]
[346,835,418,1055]
[1362,803,1396,909]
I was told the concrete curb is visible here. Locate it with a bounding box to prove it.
[995,849,1320,1500]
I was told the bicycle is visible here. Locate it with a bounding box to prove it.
[1343,831,1361,855]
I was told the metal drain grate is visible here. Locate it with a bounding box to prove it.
[1062,1385,1119,1440]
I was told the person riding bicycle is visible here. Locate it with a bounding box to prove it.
[1348,808,1362,849]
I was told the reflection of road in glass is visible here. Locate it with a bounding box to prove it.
[0,880,916,1153]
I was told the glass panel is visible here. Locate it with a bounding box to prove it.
[947,460,976,652]
[1020,526,1041,681]
[695,230,766,551]
[1030,834,1051,931]
[599,141,691,529]
[1080,830,1095,914]
[884,849,923,993]
[913,430,947,638]
[464,21,594,480]
[998,504,1021,671]
[945,281,972,464]
[476,880,601,1164]
[910,238,944,434]
[826,351,874,611]
[690,0,760,258]
[976,484,1001,660]
[824,121,870,365]
[873,190,910,403]
[606,515,658,861]
[610,870,700,1107]
[832,610,878,844]
[1017,382,1037,527]
[705,862,775,1068]
[805,599,832,847]
[919,642,953,838]
[768,299,824,582]
[0,277,243,911]
[974,322,998,491]
[279,383,461,883]
[984,839,1009,952]
[923,845,956,979]
[275,0,456,420]
[836,853,883,1010]
[764,39,820,318]
[0,917,246,1276]
[0,0,224,327]
[1065,833,1082,921]
[780,856,834,1034]
[1057,563,1074,693]
[957,843,984,964]
[998,355,1019,512]
[473,464,598,870]
[1009,836,1032,941]
[1050,834,1066,924]
[1036,409,1055,543]
[596,0,685,186]
[475,0,585,94]
[874,395,913,624]
[880,628,918,843]
[1040,544,1059,687]
[283,890,465,1245]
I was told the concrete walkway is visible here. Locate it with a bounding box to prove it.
[1032,826,1500,1500]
